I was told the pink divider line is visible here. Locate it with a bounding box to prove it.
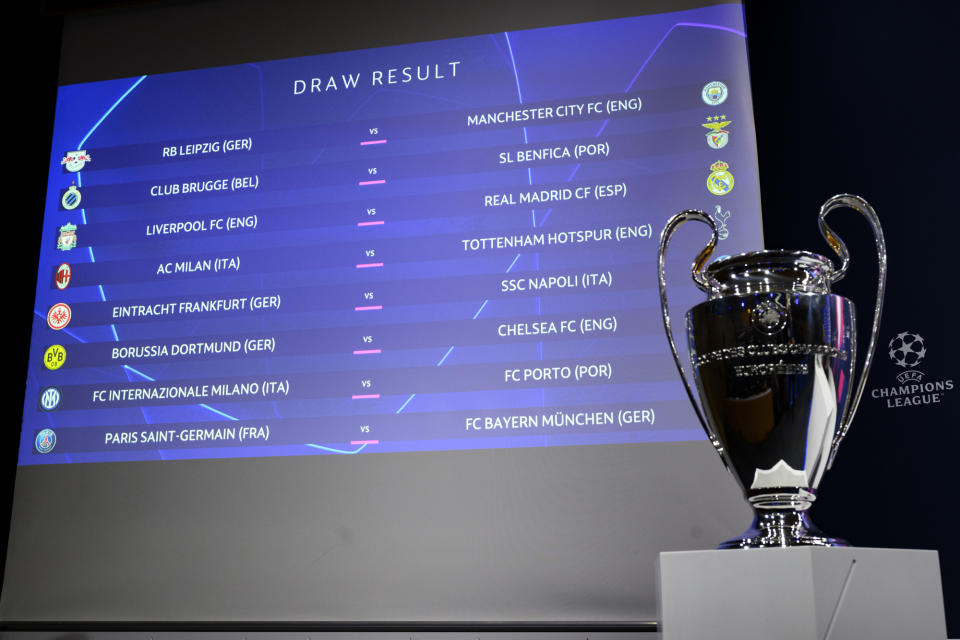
[351,439,380,445]
[360,140,387,146]
[354,305,383,311]
[359,179,386,186]
[356,262,384,268]
[353,349,382,355]
[352,394,380,399]
[357,220,385,227]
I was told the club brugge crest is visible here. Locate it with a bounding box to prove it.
[61,184,82,210]
[35,428,57,453]
[706,160,734,196]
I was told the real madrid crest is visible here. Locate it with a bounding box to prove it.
[706,160,734,196]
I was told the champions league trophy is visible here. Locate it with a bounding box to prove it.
[658,195,886,548]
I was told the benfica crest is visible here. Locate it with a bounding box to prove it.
[702,115,731,149]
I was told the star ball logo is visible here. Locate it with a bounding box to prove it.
[871,331,954,408]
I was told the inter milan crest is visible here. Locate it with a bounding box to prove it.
[702,115,731,149]
[706,160,734,196]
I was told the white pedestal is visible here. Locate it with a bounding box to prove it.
[656,547,947,640]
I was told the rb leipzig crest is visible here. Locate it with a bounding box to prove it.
[61,150,91,172]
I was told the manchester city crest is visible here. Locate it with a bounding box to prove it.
[706,160,734,196]
[701,81,728,106]
[702,115,731,149]
[61,150,91,172]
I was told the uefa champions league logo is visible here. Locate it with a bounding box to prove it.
[872,330,954,408]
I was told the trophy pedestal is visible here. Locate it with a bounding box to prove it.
[656,547,947,640]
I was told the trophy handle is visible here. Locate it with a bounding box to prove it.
[818,194,887,468]
[658,210,729,468]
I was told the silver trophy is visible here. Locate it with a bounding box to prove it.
[658,195,886,548]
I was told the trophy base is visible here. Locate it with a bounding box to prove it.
[719,508,847,549]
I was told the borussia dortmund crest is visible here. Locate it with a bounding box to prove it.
[702,115,731,149]
[707,160,734,196]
